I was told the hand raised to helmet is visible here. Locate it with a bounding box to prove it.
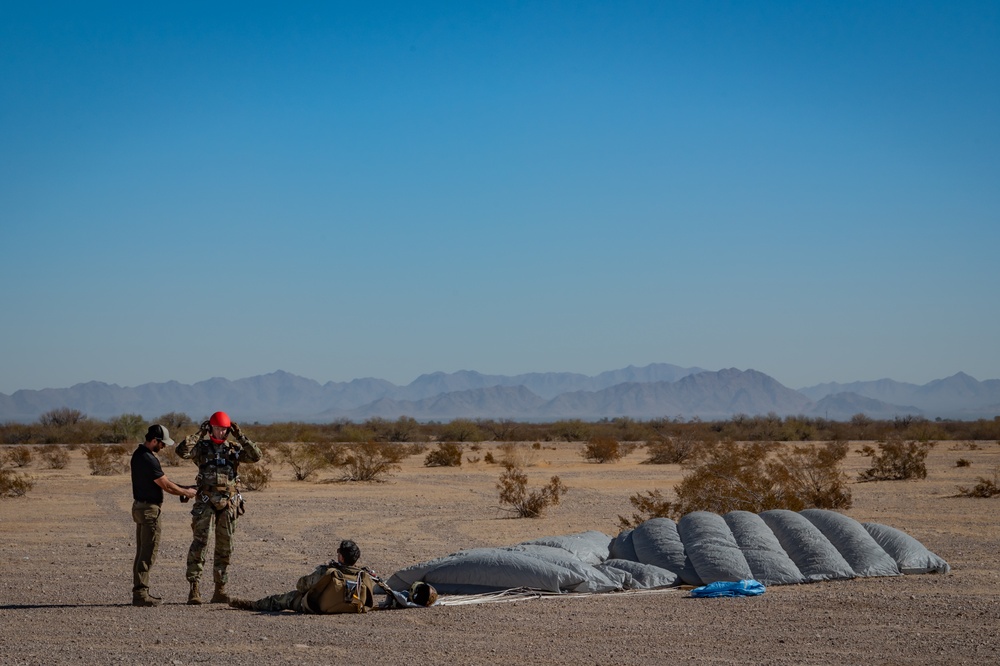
[230,422,243,439]
[199,419,211,434]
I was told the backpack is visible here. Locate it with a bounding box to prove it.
[301,567,376,614]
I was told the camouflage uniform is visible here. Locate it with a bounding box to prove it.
[176,430,262,589]
[248,562,366,612]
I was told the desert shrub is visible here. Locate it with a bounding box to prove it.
[497,463,567,518]
[240,463,272,491]
[0,469,34,497]
[774,441,853,510]
[618,489,674,529]
[476,418,522,441]
[642,434,701,465]
[84,444,129,476]
[858,437,935,482]
[484,451,496,464]
[153,412,194,431]
[582,437,630,463]
[338,441,400,482]
[38,444,71,469]
[497,442,539,468]
[270,442,331,481]
[439,419,486,442]
[467,456,481,464]
[159,445,182,467]
[38,407,86,427]
[4,445,33,468]
[625,439,853,521]
[956,467,1000,498]
[956,458,972,468]
[424,442,464,467]
[108,414,146,443]
[363,416,423,443]
[550,419,592,442]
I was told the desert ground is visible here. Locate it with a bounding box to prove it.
[1,439,998,665]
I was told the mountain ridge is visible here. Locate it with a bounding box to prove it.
[1,364,997,423]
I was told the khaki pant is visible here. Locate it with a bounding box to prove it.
[251,590,305,612]
[185,500,237,585]
[132,501,162,598]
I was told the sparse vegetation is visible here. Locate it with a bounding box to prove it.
[496,463,567,518]
[956,458,972,468]
[0,468,34,497]
[4,445,33,468]
[424,441,464,467]
[269,442,334,481]
[338,441,400,482]
[83,444,130,476]
[858,437,935,482]
[239,463,272,491]
[956,466,1000,498]
[38,444,71,469]
[582,436,636,463]
[642,434,703,465]
[620,439,853,526]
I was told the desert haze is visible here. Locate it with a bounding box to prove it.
[1,439,998,665]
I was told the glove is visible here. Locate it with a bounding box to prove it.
[230,422,243,439]
[199,419,210,433]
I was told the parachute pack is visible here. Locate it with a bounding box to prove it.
[301,568,376,614]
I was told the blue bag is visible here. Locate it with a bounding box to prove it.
[690,579,766,598]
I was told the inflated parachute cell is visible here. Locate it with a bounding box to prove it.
[723,510,804,585]
[387,510,949,595]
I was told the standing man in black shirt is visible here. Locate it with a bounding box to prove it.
[131,424,197,606]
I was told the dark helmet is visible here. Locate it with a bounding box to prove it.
[209,411,231,443]
[338,540,361,566]
[409,581,438,607]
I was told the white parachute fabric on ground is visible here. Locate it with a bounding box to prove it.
[760,510,856,582]
[862,522,951,574]
[629,518,703,586]
[723,510,805,585]
[387,510,949,595]
[801,509,900,578]
[677,511,754,584]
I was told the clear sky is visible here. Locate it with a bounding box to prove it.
[2,1,998,395]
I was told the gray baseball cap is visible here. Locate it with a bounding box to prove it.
[145,424,175,446]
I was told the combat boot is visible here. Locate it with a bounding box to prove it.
[187,581,202,605]
[210,583,230,604]
[228,597,254,611]
[132,595,162,607]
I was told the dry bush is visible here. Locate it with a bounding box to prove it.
[4,445,33,468]
[38,444,71,469]
[858,437,935,482]
[239,463,272,491]
[0,469,34,498]
[497,442,539,468]
[424,442,464,467]
[438,419,486,442]
[338,441,400,482]
[270,442,332,481]
[582,437,626,463]
[774,441,853,510]
[483,451,496,464]
[618,489,674,530]
[956,458,972,468]
[496,463,567,518]
[159,445,182,467]
[624,439,853,522]
[956,466,1000,498]
[84,444,130,476]
[642,434,702,465]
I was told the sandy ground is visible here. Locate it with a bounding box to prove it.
[1,439,998,665]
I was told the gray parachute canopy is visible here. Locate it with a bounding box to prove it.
[386,509,949,595]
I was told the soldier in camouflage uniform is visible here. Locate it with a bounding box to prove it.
[229,540,366,612]
[175,410,262,605]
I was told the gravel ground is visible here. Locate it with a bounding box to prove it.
[1,440,997,665]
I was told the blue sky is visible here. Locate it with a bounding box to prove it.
[2,1,998,394]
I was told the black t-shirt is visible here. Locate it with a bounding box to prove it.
[131,445,165,504]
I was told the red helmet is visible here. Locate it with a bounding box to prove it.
[209,411,231,428]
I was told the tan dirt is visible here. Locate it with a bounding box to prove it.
[1,440,998,665]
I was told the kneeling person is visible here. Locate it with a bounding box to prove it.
[230,540,375,613]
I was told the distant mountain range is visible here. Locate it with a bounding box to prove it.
[1,364,998,423]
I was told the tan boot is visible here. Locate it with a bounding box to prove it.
[210,583,230,604]
[187,581,202,605]
[228,597,254,611]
